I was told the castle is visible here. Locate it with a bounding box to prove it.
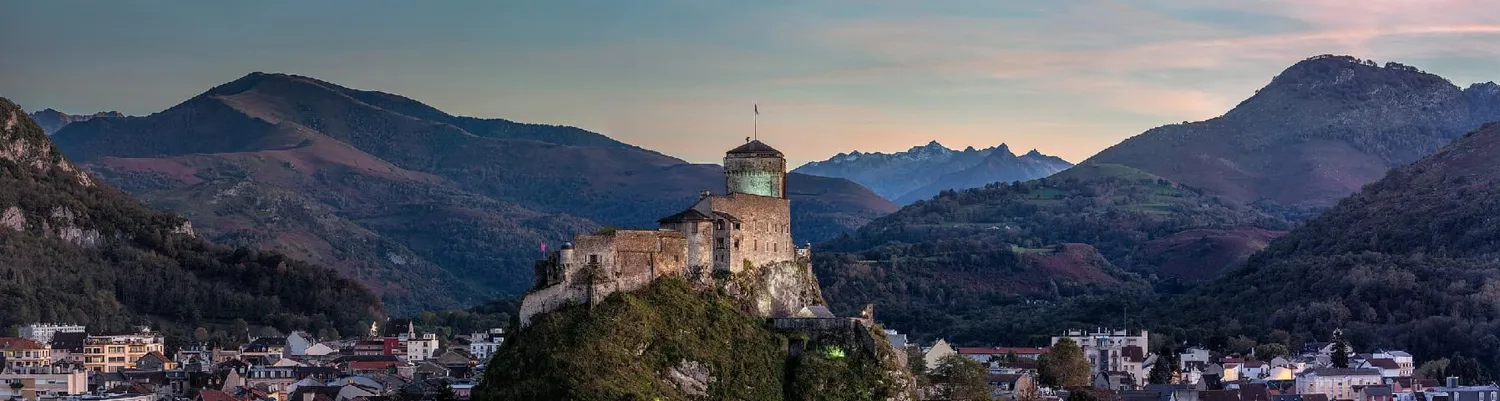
[518,140,805,327]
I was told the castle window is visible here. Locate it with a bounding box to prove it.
[715,238,725,249]
[716,221,724,230]
[588,254,600,264]
[735,239,740,249]
[734,222,741,230]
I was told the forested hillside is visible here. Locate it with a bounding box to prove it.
[0,97,380,337]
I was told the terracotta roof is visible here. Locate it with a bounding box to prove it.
[726,140,783,157]
[0,337,47,350]
[955,347,1050,356]
[198,389,237,401]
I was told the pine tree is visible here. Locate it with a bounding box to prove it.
[1331,340,1351,369]
[1149,351,1180,384]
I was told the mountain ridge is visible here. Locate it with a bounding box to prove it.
[51,72,895,313]
[795,140,1071,204]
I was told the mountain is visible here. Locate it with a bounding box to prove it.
[28,108,124,135]
[51,72,894,313]
[794,141,1071,204]
[0,96,379,336]
[813,163,1289,344]
[1087,55,1500,217]
[1178,122,1500,372]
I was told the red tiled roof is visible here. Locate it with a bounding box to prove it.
[955,347,1050,355]
[198,390,236,401]
[0,337,47,350]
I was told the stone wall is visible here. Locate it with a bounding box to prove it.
[725,156,786,198]
[693,194,793,273]
[519,229,691,327]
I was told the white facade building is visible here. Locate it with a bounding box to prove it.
[1052,328,1150,386]
[19,324,86,345]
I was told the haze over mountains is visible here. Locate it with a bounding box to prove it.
[47,72,895,313]
[794,141,1072,204]
[1089,55,1500,217]
[28,109,124,135]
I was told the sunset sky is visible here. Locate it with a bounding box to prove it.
[4,0,1500,166]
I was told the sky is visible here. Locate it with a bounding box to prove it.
[3,1,1500,166]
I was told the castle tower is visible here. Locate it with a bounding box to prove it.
[724,140,787,198]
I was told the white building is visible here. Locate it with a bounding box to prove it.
[1296,368,1382,400]
[468,329,505,362]
[18,324,86,345]
[1052,328,1150,387]
[404,333,439,361]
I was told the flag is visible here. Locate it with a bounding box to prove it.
[754,104,759,115]
[540,241,546,253]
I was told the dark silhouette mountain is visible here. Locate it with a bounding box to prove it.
[1180,122,1500,372]
[794,141,1070,204]
[28,108,123,135]
[813,163,1289,343]
[51,72,894,313]
[1087,55,1500,217]
[0,97,379,336]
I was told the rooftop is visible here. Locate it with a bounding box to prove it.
[726,140,783,157]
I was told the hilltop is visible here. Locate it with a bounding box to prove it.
[51,72,894,313]
[0,97,379,336]
[814,163,1288,343]
[1176,122,1500,370]
[795,141,1071,204]
[1088,55,1500,217]
[27,108,124,134]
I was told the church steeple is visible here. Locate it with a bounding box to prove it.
[724,140,786,198]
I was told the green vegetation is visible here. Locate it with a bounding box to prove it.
[0,97,379,341]
[1038,338,1091,388]
[814,164,1285,344]
[475,278,908,400]
[927,354,990,401]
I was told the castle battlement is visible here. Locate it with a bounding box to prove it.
[519,140,803,327]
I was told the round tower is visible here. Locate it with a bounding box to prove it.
[724,140,786,198]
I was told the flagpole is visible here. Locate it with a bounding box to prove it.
[753,104,758,141]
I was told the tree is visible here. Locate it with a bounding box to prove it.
[1331,340,1351,369]
[1415,359,1450,380]
[1067,388,1102,401]
[193,327,209,343]
[231,318,250,342]
[436,384,458,401]
[1254,343,1289,360]
[9,381,23,394]
[1040,338,1092,388]
[930,354,990,401]
[1149,351,1180,384]
[907,347,931,390]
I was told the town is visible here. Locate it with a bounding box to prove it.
[0,322,503,401]
[893,328,1499,401]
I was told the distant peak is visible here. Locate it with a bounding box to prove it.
[1024,149,1043,157]
[963,146,976,152]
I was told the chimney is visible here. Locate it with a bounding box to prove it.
[1446,376,1458,388]
[699,190,711,199]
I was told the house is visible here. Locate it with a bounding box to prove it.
[958,347,1050,364]
[1182,348,1212,372]
[304,343,338,357]
[1357,359,1403,379]
[923,340,956,371]
[244,337,288,365]
[1146,384,1202,401]
[0,337,53,373]
[1296,368,1382,400]
[50,332,88,364]
[450,380,477,400]
[1241,361,1269,380]
[403,333,440,362]
[1202,389,1243,401]
[1240,383,1271,401]
[1095,371,1139,392]
[1355,385,1395,401]
[136,351,175,371]
[884,330,908,351]
[287,332,315,357]
[1422,378,1500,401]
[412,362,450,381]
[1053,328,1150,381]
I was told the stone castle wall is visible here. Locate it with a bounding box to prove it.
[725,156,787,198]
[693,194,793,273]
[519,229,690,327]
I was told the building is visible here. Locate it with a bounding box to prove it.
[18,324,86,346]
[0,367,88,399]
[1423,378,1499,401]
[404,333,439,362]
[82,332,165,373]
[1295,368,1382,400]
[1053,328,1150,386]
[958,347,1050,363]
[518,140,805,326]
[467,329,504,362]
[0,337,53,373]
[923,339,957,371]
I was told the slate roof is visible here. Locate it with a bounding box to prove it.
[51,332,87,352]
[657,208,714,224]
[955,347,1050,356]
[726,140,783,157]
[1366,358,1400,369]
